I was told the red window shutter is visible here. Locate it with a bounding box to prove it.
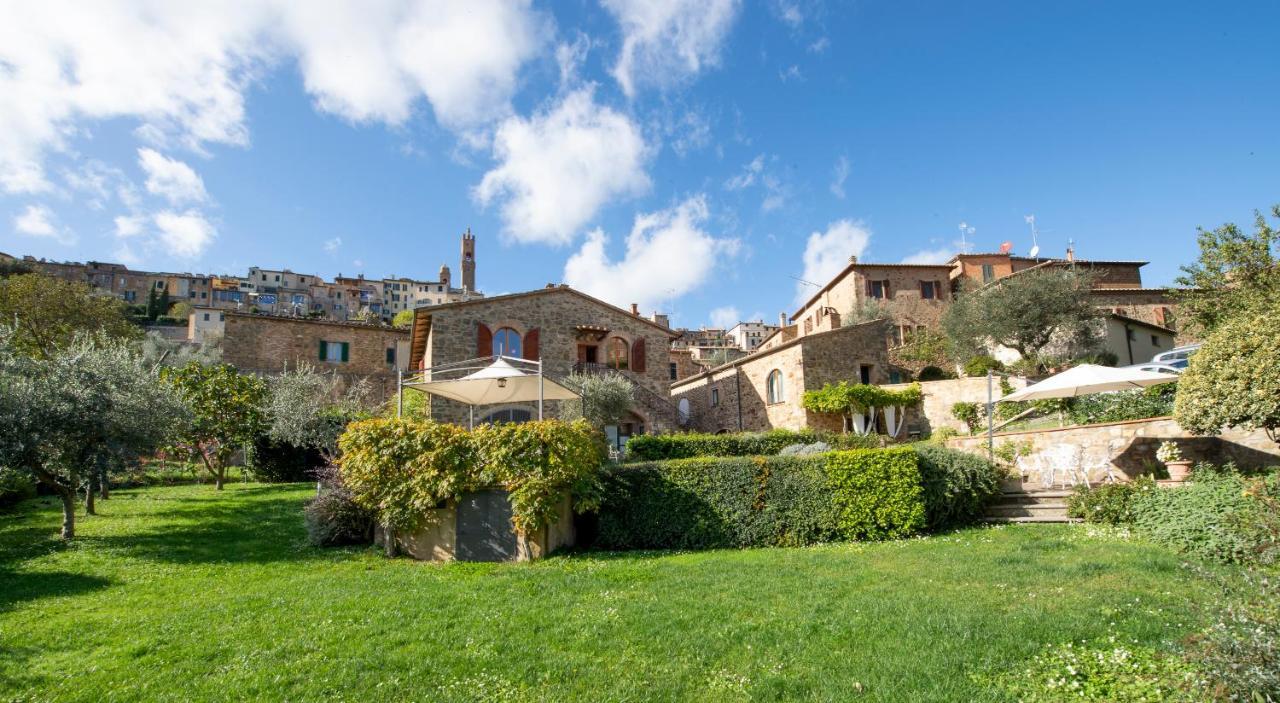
[631,338,646,373]
[883,280,891,299]
[477,323,492,358]
[523,328,540,360]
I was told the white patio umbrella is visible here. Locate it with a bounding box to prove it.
[998,364,1176,403]
[402,356,579,426]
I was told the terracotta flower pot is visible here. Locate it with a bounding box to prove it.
[1164,460,1193,482]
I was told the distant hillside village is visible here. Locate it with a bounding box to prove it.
[2,236,1184,444]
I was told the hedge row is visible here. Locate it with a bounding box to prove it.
[595,445,998,550]
[624,429,882,462]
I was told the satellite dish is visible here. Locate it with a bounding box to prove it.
[1028,245,1040,258]
[999,241,1013,254]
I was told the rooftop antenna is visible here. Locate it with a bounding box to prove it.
[1024,214,1040,258]
[957,222,975,254]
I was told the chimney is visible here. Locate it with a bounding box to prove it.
[1066,244,1075,262]
[630,303,640,315]
[779,312,788,327]
[849,255,858,264]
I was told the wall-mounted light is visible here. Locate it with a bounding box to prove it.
[496,377,507,388]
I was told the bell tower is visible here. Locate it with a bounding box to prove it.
[461,228,476,292]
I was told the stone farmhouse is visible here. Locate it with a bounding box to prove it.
[408,285,682,449]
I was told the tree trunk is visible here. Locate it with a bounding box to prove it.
[60,489,76,540]
[214,468,225,491]
[384,523,397,557]
[84,482,96,515]
[100,479,110,500]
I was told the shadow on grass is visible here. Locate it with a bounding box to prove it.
[0,570,112,613]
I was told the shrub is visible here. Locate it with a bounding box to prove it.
[1069,385,1175,426]
[1066,477,1157,525]
[917,365,950,381]
[962,355,1003,377]
[913,444,1003,530]
[1175,306,1280,446]
[0,467,37,508]
[303,466,373,547]
[1130,466,1278,564]
[1191,566,1280,702]
[980,637,1200,703]
[596,447,925,549]
[951,402,982,433]
[245,435,323,483]
[779,441,831,456]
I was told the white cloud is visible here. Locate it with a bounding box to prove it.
[602,0,741,97]
[474,88,650,245]
[724,155,764,190]
[830,156,849,199]
[13,204,74,243]
[564,195,739,311]
[901,247,954,265]
[113,214,146,238]
[774,1,804,29]
[709,305,740,329]
[137,148,208,204]
[796,219,871,304]
[0,0,549,193]
[808,37,830,53]
[323,237,342,254]
[153,210,215,258]
[778,65,803,82]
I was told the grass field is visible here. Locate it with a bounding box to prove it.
[0,483,1217,702]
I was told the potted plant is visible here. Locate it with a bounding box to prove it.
[1156,441,1192,482]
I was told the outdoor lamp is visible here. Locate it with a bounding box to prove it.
[496,377,507,388]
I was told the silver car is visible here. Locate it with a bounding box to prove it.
[1151,343,1201,370]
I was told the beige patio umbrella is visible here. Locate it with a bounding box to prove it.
[402,356,579,426]
[998,364,1176,403]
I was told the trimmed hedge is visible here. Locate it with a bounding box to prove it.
[595,447,925,549]
[913,444,1003,530]
[624,429,881,462]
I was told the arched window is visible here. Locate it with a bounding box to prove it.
[481,408,532,425]
[766,369,784,404]
[607,337,629,370]
[492,327,521,357]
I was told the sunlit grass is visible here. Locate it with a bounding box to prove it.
[0,483,1215,702]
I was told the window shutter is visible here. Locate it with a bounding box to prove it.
[631,338,646,373]
[340,342,349,362]
[319,340,327,361]
[883,280,891,299]
[523,328,540,360]
[477,323,492,358]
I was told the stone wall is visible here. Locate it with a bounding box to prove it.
[945,416,1280,487]
[793,264,951,343]
[418,287,678,431]
[882,376,1029,437]
[670,320,891,433]
[1090,289,1193,343]
[223,312,407,400]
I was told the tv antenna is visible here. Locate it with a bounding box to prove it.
[1024,214,1040,258]
[957,222,975,253]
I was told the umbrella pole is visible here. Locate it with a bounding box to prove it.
[986,370,995,462]
[538,359,544,421]
[396,367,403,418]
[469,405,474,430]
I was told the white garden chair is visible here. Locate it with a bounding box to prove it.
[1082,440,1123,485]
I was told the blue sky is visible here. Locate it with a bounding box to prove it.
[2,1,1277,329]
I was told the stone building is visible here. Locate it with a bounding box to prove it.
[670,319,891,434]
[726,320,780,351]
[222,312,409,401]
[407,285,681,446]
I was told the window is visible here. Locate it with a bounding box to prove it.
[981,264,994,283]
[386,347,396,365]
[202,313,210,321]
[1151,335,1160,347]
[869,280,890,299]
[860,365,872,385]
[492,327,521,357]
[766,369,784,404]
[920,281,937,299]
[607,336,629,370]
[218,313,224,321]
[889,370,903,384]
[711,388,720,407]
[669,362,678,381]
[274,275,280,282]
[482,408,532,425]
[319,341,349,363]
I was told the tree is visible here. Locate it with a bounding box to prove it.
[559,371,634,428]
[1175,306,1280,446]
[0,330,186,538]
[169,301,194,322]
[141,330,222,367]
[941,268,1101,366]
[1175,204,1280,335]
[162,362,268,489]
[266,363,376,465]
[0,273,139,359]
[391,309,415,328]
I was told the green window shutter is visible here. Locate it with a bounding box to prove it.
[340,342,349,362]
[319,340,328,361]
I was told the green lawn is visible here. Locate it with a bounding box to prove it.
[1,483,1215,702]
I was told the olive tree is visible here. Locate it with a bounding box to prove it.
[558,371,634,428]
[162,362,268,489]
[942,268,1101,366]
[266,363,376,465]
[0,330,187,538]
[1175,204,1280,335]
[1175,306,1280,446]
[0,273,139,359]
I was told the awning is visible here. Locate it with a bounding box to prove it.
[999,363,1176,403]
[404,357,579,406]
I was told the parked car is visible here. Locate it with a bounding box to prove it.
[1151,343,1201,369]
[1122,362,1183,375]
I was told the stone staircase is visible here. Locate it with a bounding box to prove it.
[984,489,1077,523]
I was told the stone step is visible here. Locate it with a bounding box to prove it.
[986,503,1069,518]
[984,515,1082,524]
[998,491,1071,506]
